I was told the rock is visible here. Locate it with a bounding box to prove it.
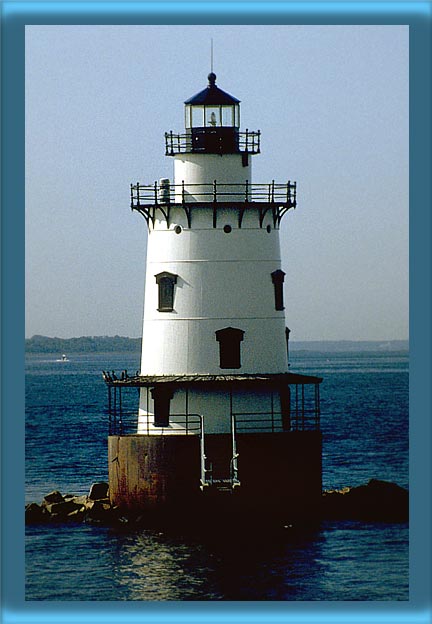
[85,500,114,523]
[67,508,86,521]
[71,495,88,506]
[44,500,83,517]
[322,479,408,521]
[43,490,64,505]
[25,502,46,524]
[88,482,109,501]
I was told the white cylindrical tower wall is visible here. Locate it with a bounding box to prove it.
[174,153,251,202]
[140,207,287,376]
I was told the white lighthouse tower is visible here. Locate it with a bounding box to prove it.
[107,73,323,520]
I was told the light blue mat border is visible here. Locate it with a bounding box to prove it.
[1,2,430,623]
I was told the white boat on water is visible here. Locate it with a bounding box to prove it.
[56,354,69,362]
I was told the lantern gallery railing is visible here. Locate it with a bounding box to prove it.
[165,130,261,156]
[131,181,296,208]
[130,180,297,229]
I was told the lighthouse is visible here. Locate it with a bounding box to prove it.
[106,73,323,520]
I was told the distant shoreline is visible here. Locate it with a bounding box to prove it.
[25,335,408,354]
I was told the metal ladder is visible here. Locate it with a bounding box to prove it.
[200,413,240,493]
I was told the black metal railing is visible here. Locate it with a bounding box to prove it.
[165,130,261,156]
[136,413,202,436]
[233,410,319,434]
[130,180,296,208]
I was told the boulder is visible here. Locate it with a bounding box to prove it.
[44,500,84,517]
[71,495,88,506]
[43,490,64,505]
[25,502,46,524]
[322,479,408,521]
[88,482,109,501]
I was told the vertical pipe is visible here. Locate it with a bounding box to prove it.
[272,391,275,432]
[108,385,112,435]
[146,386,149,435]
[301,385,305,430]
[285,327,291,366]
[119,387,123,434]
[113,387,117,434]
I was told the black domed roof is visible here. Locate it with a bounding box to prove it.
[184,73,240,106]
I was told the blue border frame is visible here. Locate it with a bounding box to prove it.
[2,2,431,623]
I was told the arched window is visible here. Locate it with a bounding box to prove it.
[215,327,245,369]
[271,269,286,311]
[155,272,177,312]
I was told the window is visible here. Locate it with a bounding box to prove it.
[271,269,286,311]
[215,327,245,369]
[150,386,174,427]
[155,272,177,312]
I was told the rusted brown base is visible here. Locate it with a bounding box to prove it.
[108,432,322,520]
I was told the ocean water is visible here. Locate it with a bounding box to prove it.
[25,350,409,601]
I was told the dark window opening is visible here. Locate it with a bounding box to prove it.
[271,269,286,311]
[215,327,245,369]
[155,272,177,312]
[151,386,174,427]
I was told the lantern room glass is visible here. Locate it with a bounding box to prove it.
[185,104,240,129]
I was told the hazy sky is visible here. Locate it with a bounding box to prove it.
[25,24,408,341]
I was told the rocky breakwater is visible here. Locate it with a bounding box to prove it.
[321,479,408,522]
[26,479,409,526]
[25,482,126,526]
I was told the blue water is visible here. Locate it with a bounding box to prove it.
[25,350,409,601]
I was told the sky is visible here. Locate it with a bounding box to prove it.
[25,24,408,342]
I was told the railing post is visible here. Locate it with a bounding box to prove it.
[108,386,112,435]
[213,179,217,202]
[182,180,185,204]
[154,181,158,205]
[113,386,117,434]
[301,385,305,430]
[119,387,123,434]
[170,130,174,156]
[271,180,275,203]
[287,180,290,205]
[245,179,249,202]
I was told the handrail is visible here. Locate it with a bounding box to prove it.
[131,180,296,207]
[200,415,213,490]
[165,130,261,156]
[230,411,240,488]
[233,409,320,433]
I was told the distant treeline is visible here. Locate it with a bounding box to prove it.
[289,340,408,353]
[25,335,142,353]
[26,335,408,354]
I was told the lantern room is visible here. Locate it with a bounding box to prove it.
[165,73,260,156]
[184,72,240,130]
